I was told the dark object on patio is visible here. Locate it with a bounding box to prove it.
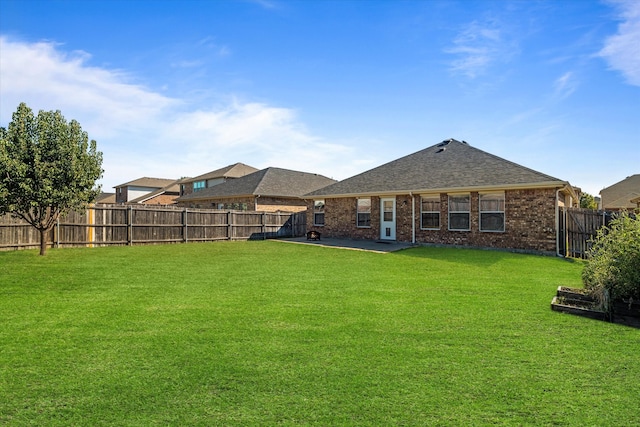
[306,230,321,241]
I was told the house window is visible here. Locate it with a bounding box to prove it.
[479,192,505,232]
[314,200,325,226]
[448,194,470,231]
[357,198,371,227]
[421,195,440,229]
[193,180,206,192]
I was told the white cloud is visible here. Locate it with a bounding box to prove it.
[0,36,177,138]
[445,19,517,79]
[599,0,640,86]
[0,36,363,189]
[553,71,578,99]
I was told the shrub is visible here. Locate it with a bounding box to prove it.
[582,212,640,303]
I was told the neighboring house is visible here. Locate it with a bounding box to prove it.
[305,139,577,255]
[600,174,640,211]
[179,163,259,196]
[176,167,337,212]
[127,179,186,205]
[114,177,178,204]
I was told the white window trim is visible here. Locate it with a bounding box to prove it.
[448,194,471,231]
[356,197,372,228]
[420,194,440,230]
[479,192,505,233]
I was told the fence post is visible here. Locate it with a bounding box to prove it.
[55,217,60,248]
[291,212,298,237]
[88,206,95,248]
[227,211,232,240]
[183,208,188,243]
[262,212,266,240]
[127,205,133,246]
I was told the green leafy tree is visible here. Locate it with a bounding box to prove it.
[580,192,598,210]
[0,103,103,255]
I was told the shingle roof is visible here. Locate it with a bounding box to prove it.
[177,167,337,201]
[600,174,640,209]
[95,193,116,204]
[182,163,259,184]
[307,139,568,197]
[114,177,176,189]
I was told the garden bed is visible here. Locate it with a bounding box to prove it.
[551,286,640,327]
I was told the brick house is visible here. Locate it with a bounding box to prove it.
[600,174,640,212]
[179,163,259,197]
[305,139,577,255]
[176,167,337,212]
[114,177,179,204]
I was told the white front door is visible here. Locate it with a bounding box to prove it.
[380,198,396,240]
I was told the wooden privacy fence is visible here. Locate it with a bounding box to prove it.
[0,205,307,251]
[559,208,609,259]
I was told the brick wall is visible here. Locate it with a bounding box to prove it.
[307,188,559,253]
[256,197,307,213]
[178,196,306,212]
[181,182,194,196]
[115,187,127,204]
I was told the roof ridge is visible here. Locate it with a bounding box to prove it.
[306,138,569,198]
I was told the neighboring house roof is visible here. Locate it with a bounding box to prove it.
[114,177,176,189]
[182,163,259,184]
[95,192,116,204]
[307,139,569,198]
[177,167,337,201]
[605,193,640,210]
[128,180,182,204]
[600,174,640,210]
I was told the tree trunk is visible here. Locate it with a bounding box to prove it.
[39,227,48,256]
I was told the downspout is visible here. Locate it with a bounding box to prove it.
[255,194,261,211]
[412,192,416,244]
[555,188,562,257]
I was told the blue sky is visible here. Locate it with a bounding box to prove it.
[1,0,638,196]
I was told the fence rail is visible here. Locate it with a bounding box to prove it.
[0,205,307,251]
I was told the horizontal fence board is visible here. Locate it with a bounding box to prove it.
[0,205,307,251]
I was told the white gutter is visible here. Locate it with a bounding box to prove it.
[311,181,570,199]
[556,188,562,257]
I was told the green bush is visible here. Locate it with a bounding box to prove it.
[582,212,640,302]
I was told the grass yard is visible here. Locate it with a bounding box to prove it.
[1,241,638,426]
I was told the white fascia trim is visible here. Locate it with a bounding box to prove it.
[310,181,570,199]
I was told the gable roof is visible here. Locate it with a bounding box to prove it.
[114,177,176,189]
[182,163,259,184]
[600,174,640,210]
[128,180,183,204]
[307,139,568,198]
[177,167,337,201]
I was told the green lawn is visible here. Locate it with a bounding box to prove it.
[1,242,638,426]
